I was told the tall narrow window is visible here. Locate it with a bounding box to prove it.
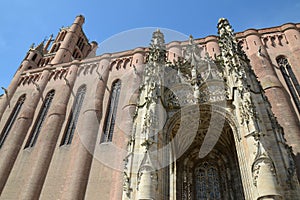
[195,162,221,200]
[277,56,300,114]
[0,95,26,148]
[32,53,37,61]
[61,85,86,146]
[101,80,121,143]
[25,90,55,148]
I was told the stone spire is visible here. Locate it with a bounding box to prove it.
[217,18,247,60]
[217,18,293,199]
[34,41,44,55]
[146,29,167,63]
[217,18,263,130]
[122,30,167,200]
[217,18,250,97]
[183,35,202,99]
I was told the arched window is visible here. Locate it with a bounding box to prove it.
[50,44,57,53]
[32,53,37,61]
[101,80,121,143]
[59,31,66,41]
[194,162,221,200]
[0,95,26,148]
[24,90,55,148]
[276,56,300,114]
[55,43,61,52]
[61,85,86,146]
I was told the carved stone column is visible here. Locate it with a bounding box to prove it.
[137,153,158,200]
[122,30,166,200]
[252,142,282,199]
[217,18,299,199]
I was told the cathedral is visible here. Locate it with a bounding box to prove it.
[0,15,300,200]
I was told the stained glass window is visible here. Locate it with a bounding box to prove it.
[61,85,86,145]
[194,162,221,200]
[277,56,300,114]
[0,95,26,148]
[101,80,121,143]
[25,90,55,148]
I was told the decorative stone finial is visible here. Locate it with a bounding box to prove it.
[151,29,165,47]
[147,30,166,63]
[218,18,232,30]
[184,34,202,67]
[30,43,35,49]
[189,35,193,42]
[34,41,44,54]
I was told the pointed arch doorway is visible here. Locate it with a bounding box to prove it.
[169,111,245,200]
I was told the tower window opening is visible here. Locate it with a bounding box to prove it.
[59,31,67,41]
[56,43,61,52]
[32,54,37,61]
[50,44,57,53]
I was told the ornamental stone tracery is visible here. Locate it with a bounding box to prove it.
[120,18,300,200]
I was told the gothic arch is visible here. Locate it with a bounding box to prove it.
[162,105,245,199]
[276,55,300,114]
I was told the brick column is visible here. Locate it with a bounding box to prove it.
[61,56,111,199]
[0,52,36,121]
[0,68,50,194]
[244,29,300,179]
[205,35,220,58]
[20,61,79,199]
[281,23,300,80]
[167,41,182,62]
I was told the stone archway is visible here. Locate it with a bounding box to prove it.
[166,109,245,200]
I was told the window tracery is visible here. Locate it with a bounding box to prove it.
[176,134,245,200]
[25,90,55,148]
[194,162,221,200]
[101,80,121,143]
[0,95,26,148]
[61,85,86,145]
[277,56,300,114]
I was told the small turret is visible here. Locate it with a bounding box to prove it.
[86,41,98,58]
[50,15,92,64]
[20,42,44,71]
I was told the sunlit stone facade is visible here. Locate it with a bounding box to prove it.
[0,15,300,200]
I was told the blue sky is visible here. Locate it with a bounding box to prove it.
[0,0,300,92]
